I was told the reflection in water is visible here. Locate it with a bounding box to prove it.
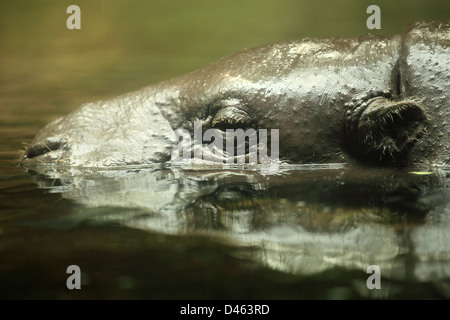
[24,163,450,297]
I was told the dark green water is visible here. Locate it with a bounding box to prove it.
[1,1,449,300]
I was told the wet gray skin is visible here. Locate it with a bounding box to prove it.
[22,21,449,168]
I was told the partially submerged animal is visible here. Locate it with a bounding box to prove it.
[22,21,449,168]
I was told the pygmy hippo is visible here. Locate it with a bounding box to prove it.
[22,21,449,168]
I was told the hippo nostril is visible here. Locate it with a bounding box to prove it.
[24,139,66,159]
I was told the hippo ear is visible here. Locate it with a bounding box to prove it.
[346,95,428,164]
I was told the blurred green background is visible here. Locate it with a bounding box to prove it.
[0,0,448,120]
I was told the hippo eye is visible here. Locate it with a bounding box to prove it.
[211,106,252,130]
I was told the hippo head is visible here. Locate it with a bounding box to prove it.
[21,21,449,169]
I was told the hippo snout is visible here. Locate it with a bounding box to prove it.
[22,116,71,165]
[21,21,450,168]
[22,95,179,167]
